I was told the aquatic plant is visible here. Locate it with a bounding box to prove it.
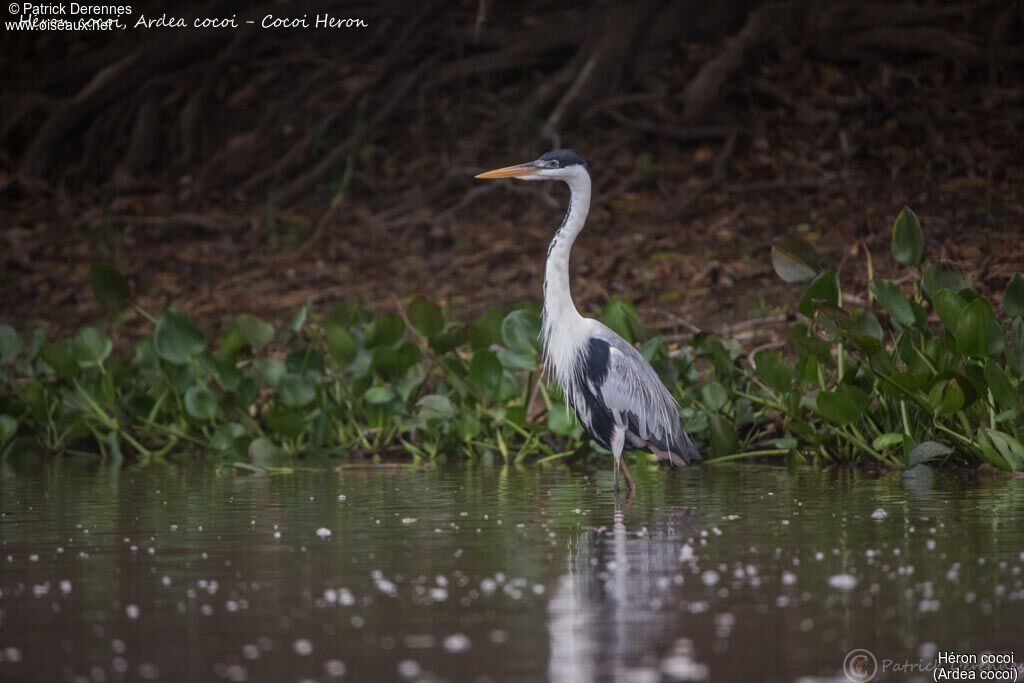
[0,208,1021,470]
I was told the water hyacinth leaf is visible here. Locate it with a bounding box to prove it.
[265,409,304,438]
[254,358,286,387]
[982,429,1024,470]
[1009,318,1024,378]
[154,309,205,364]
[798,270,839,317]
[932,289,967,333]
[211,357,242,392]
[289,303,309,336]
[604,296,646,344]
[364,386,397,404]
[407,297,445,339]
[278,374,317,408]
[708,414,739,458]
[237,314,275,350]
[0,414,16,443]
[869,279,915,327]
[921,260,970,301]
[286,349,325,379]
[470,309,506,350]
[547,402,577,436]
[501,309,541,355]
[983,360,1021,412]
[39,343,78,379]
[872,432,904,451]
[365,314,405,348]
[469,349,503,401]
[891,206,924,266]
[249,437,280,461]
[816,385,869,425]
[417,394,456,421]
[219,326,246,360]
[184,385,218,421]
[497,349,537,371]
[928,379,964,416]
[429,326,467,354]
[907,441,951,467]
[955,297,1002,357]
[90,262,132,312]
[771,236,819,283]
[324,321,357,365]
[700,382,729,412]
[753,349,792,393]
[0,325,21,365]
[71,328,112,366]
[1004,273,1024,318]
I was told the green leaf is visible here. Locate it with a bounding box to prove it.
[981,429,1024,470]
[364,386,397,404]
[603,297,646,344]
[501,310,541,355]
[1008,318,1024,378]
[753,350,792,393]
[891,206,924,266]
[708,414,739,458]
[219,327,247,360]
[237,314,275,350]
[184,385,218,421]
[907,441,951,467]
[928,378,964,416]
[469,349,503,401]
[1004,274,1024,318]
[290,304,309,336]
[700,382,729,412]
[983,360,1021,412]
[872,432,904,451]
[417,394,456,422]
[407,297,445,339]
[71,328,112,367]
[365,314,405,348]
[325,321,357,365]
[869,279,915,327]
[254,358,286,387]
[90,262,132,311]
[39,343,77,379]
[278,374,317,408]
[955,297,1003,358]
[547,402,578,436]
[798,270,839,317]
[771,236,819,283]
[921,260,970,301]
[816,385,869,425]
[153,308,205,364]
[265,409,304,438]
[0,325,21,365]
[0,414,16,443]
[932,289,968,333]
[249,437,281,461]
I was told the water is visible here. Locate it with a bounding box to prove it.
[1,459,1022,682]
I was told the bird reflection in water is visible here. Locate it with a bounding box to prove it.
[546,496,710,681]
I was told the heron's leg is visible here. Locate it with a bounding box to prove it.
[611,427,625,494]
[619,456,638,493]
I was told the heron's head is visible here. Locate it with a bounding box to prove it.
[476,149,589,183]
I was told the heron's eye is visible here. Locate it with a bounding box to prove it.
[543,160,559,168]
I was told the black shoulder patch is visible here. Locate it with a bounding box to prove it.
[584,337,610,387]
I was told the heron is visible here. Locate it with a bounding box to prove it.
[476,149,701,493]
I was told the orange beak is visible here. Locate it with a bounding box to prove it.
[475,162,540,179]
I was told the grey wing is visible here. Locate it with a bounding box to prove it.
[591,325,701,465]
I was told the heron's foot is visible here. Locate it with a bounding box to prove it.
[620,457,638,494]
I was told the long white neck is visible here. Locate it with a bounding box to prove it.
[541,167,592,389]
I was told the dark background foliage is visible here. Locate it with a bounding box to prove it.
[2,0,1022,344]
